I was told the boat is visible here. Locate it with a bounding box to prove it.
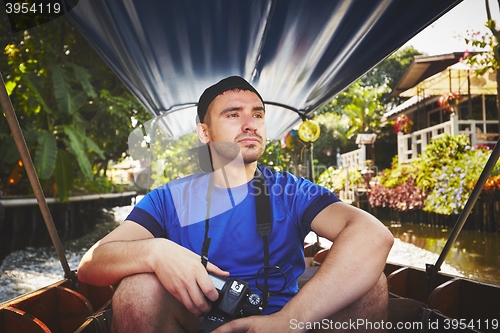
[1,0,500,332]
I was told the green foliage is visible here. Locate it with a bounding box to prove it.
[317,166,364,193]
[423,148,490,215]
[321,81,387,140]
[259,139,291,171]
[371,134,497,216]
[361,46,422,99]
[0,12,150,199]
[378,161,419,188]
[34,130,57,179]
[464,25,499,75]
[148,132,201,189]
[54,149,74,202]
[74,175,120,194]
[414,134,471,191]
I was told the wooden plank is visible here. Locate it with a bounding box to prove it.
[428,278,460,318]
[429,278,500,332]
[0,307,51,333]
[387,267,408,298]
[75,281,114,312]
[57,286,94,333]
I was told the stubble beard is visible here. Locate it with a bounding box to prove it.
[240,144,265,164]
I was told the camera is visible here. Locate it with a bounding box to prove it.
[197,273,264,333]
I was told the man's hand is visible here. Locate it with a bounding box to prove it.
[150,238,229,316]
[79,220,230,317]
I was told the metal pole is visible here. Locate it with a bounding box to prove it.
[427,139,500,284]
[0,73,73,280]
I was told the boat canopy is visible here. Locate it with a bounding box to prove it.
[62,0,462,140]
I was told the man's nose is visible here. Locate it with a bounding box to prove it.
[242,114,258,132]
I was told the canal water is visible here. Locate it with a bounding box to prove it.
[1,201,499,303]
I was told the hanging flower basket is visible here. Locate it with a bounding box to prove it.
[437,91,461,113]
[394,114,413,134]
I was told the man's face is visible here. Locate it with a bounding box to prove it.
[198,89,266,165]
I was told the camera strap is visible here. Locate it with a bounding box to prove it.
[200,167,274,307]
[253,168,273,307]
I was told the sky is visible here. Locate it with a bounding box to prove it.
[402,0,500,56]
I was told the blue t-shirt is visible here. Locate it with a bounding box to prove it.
[126,166,340,314]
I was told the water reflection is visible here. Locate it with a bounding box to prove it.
[386,221,500,286]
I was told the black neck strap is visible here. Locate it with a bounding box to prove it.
[253,168,273,306]
[201,167,273,305]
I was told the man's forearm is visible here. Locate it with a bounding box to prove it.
[280,220,393,328]
[77,238,162,286]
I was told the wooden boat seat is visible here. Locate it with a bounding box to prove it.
[387,297,426,333]
[75,280,114,312]
[0,307,51,333]
[4,283,93,333]
[428,278,500,332]
[386,266,453,303]
[384,262,404,277]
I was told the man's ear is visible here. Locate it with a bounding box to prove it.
[196,123,210,144]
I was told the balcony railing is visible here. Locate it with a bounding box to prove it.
[397,114,499,164]
[340,145,366,169]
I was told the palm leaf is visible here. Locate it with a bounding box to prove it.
[54,149,74,202]
[72,91,89,113]
[84,136,106,160]
[63,125,93,180]
[51,65,74,114]
[34,130,57,179]
[21,73,54,114]
[68,62,97,99]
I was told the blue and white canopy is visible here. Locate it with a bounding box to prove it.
[63,0,462,140]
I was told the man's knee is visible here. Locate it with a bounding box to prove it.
[111,273,202,333]
[112,273,166,332]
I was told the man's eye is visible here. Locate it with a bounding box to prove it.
[227,113,239,118]
[253,113,263,118]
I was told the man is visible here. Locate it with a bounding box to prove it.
[77,76,394,332]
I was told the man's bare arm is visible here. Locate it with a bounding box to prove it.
[281,202,394,324]
[77,220,229,315]
[214,202,393,333]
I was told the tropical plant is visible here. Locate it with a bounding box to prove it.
[369,134,498,216]
[326,81,387,139]
[413,134,471,191]
[423,147,490,215]
[463,0,500,123]
[317,166,364,193]
[377,156,420,188]
[369,177,426,212]
[0,13,149,200]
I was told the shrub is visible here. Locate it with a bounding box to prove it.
[369,134,498,216]
[369,177,426,212]
[317,166,364,193]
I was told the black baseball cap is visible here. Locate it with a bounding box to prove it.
[196,76,264,123]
